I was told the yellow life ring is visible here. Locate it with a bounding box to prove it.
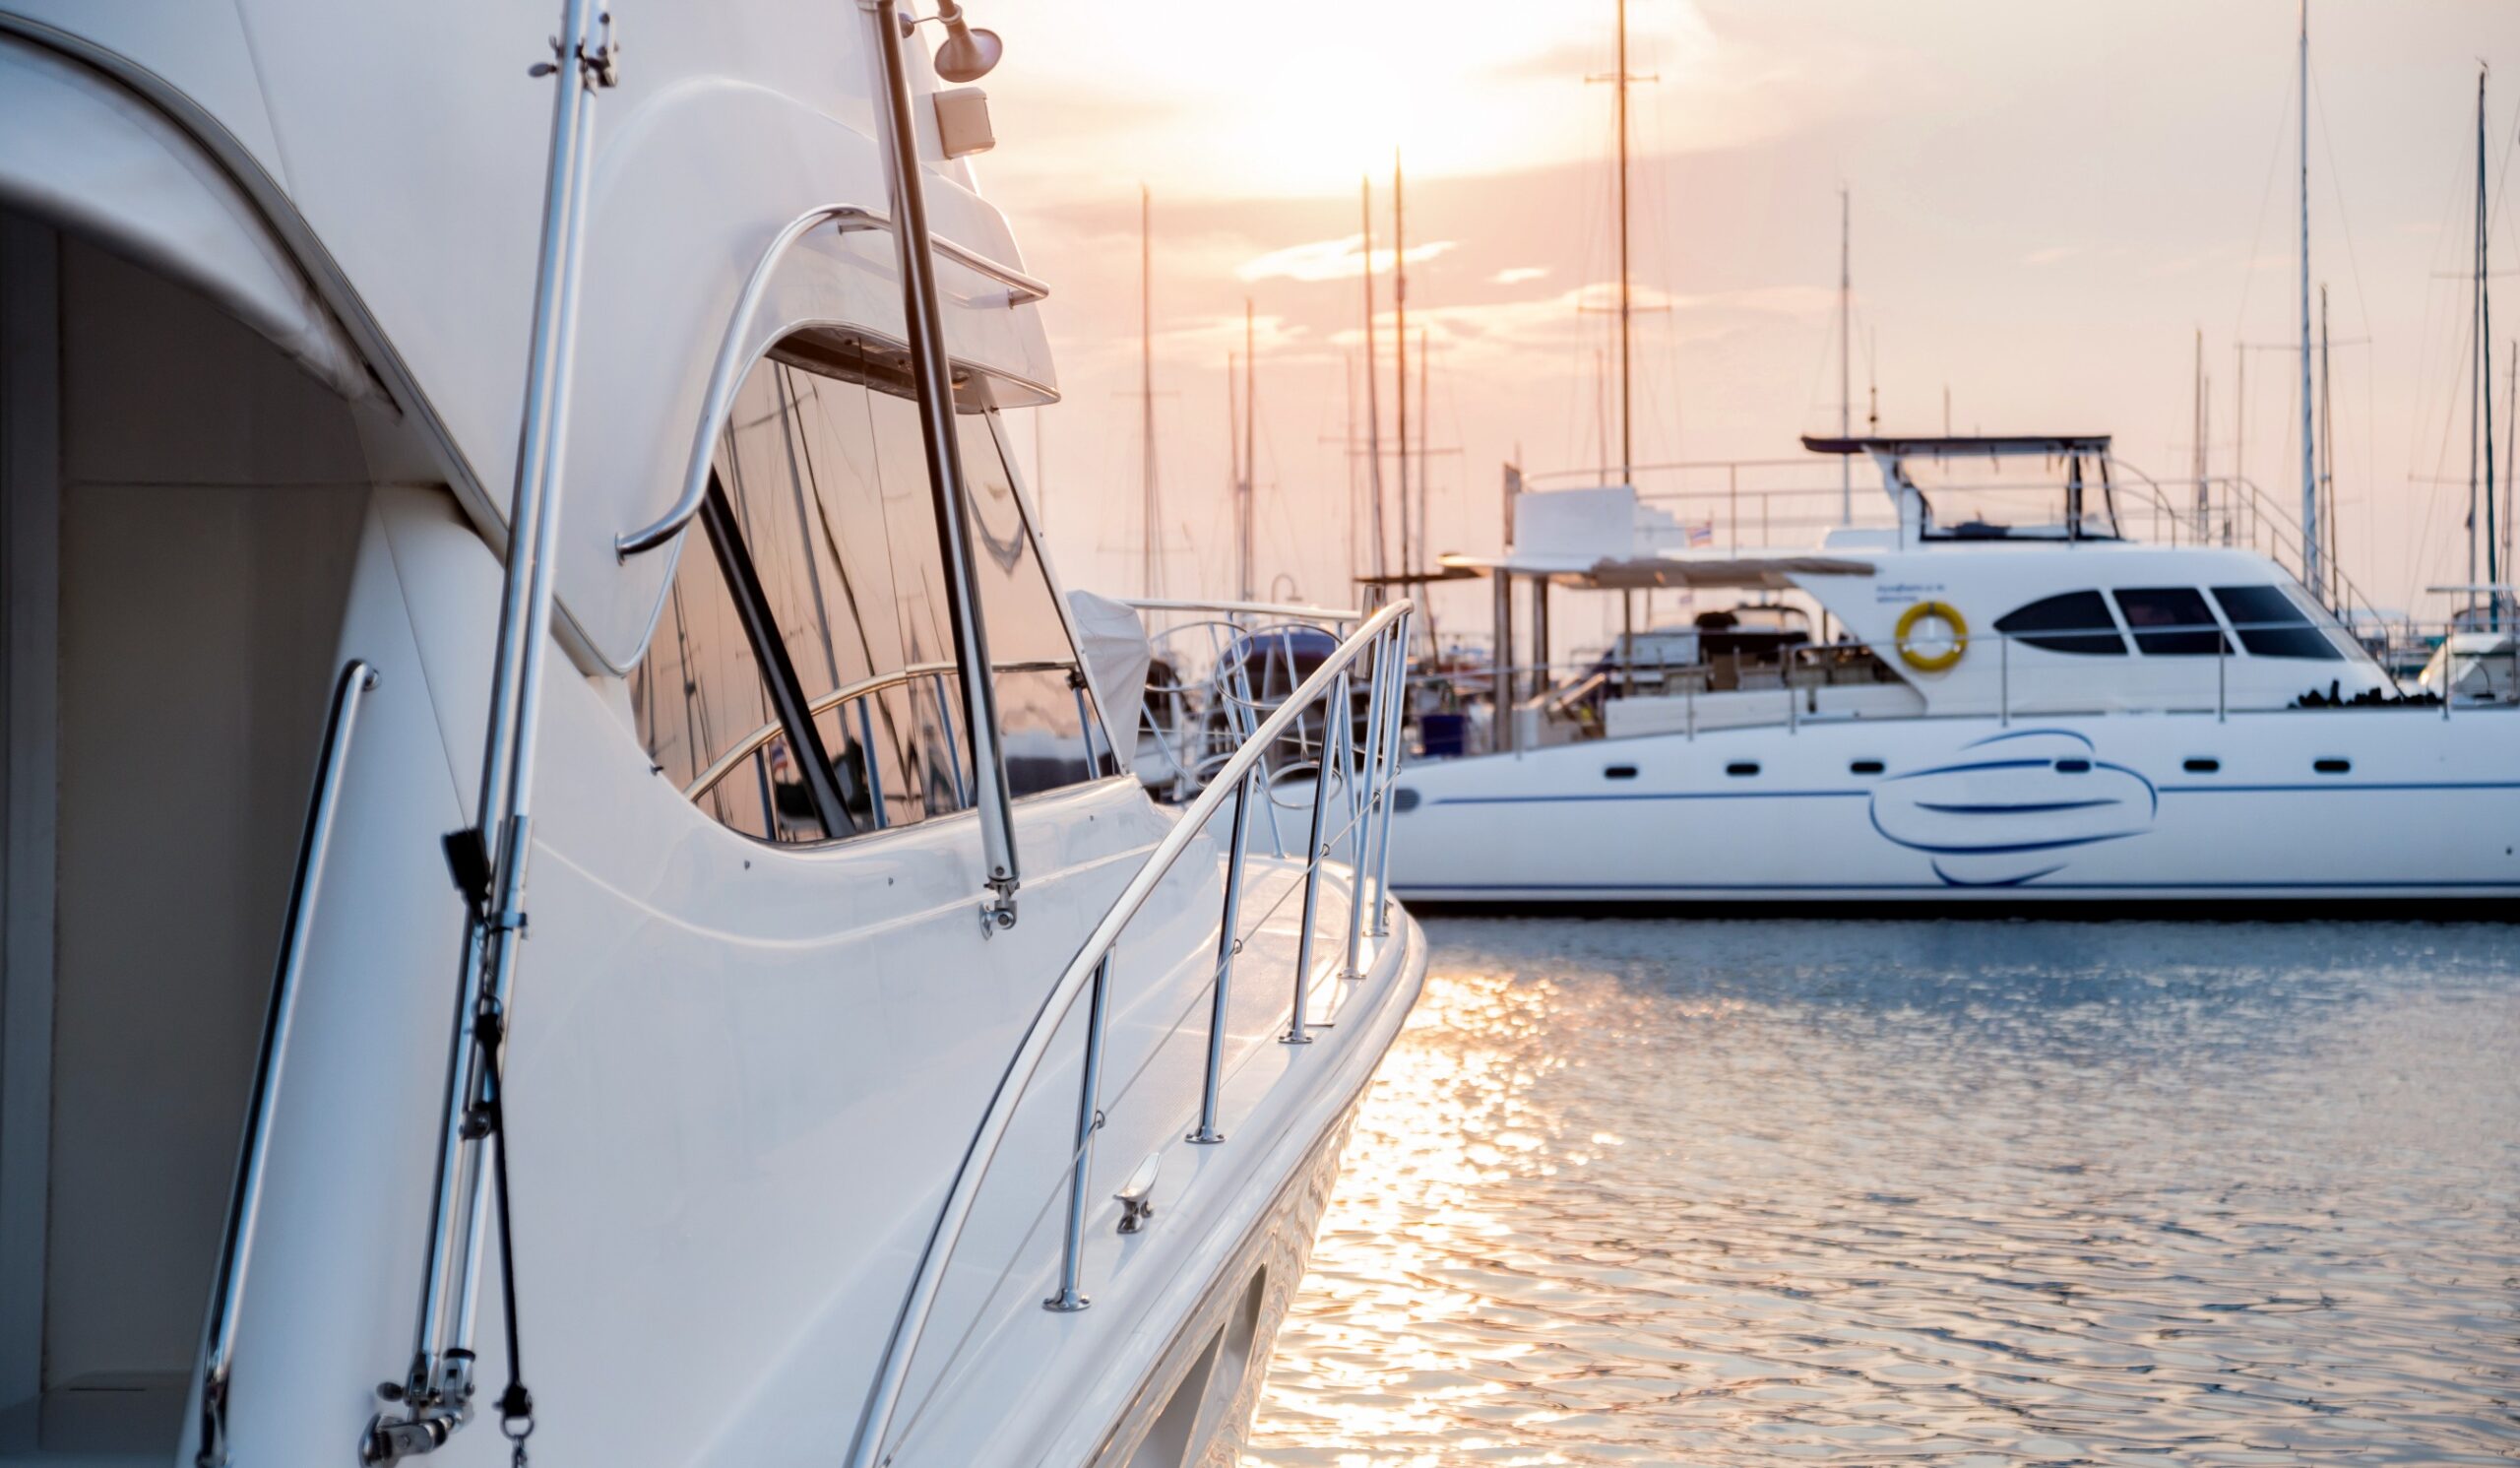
[1894,601,1968,672]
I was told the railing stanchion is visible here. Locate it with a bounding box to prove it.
[1366,616,1409,937]
[1189,769,1254,1144]
[1999,633,2010,728]
[1043,952,1110,1312]
[1340,627,1392,977]
[1284,675,1344,1045]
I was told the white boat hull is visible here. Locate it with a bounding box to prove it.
[1386,709,2520,903]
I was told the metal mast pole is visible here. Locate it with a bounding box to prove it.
[2481,67,2500,625]
[1394,150,1409,585]
[1616,0,1632,485]
[1361,177,1387,584]
[1141,185,1161,598]
[2298,1,2319,597]
[2320,284,2336,608]
[1345,351,1358,588]
[1839,185,1852,523]
[1242,297,1256,602]
[2193,328,2208,529]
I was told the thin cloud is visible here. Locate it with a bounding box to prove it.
[1235,234,1458,283]
[1491,266,1551,286]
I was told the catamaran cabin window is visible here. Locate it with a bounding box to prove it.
[2109,587,2229,656]
[2208,584,2341,661]
[632,344,1107,844]
[1992,590,2127,655]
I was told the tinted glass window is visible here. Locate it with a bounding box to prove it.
[763,360,976,827]
[630,498,794,840]
[2110,587,2229,656]
[1992,590,2126,655]
[2209,584,2340,661]
[949,412,1106,798]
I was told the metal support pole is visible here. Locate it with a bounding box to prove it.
[1284,681,1342,1045]
[1339,648,1385,981]
[1043,953,1109,1311]
[1493,572,1515,754]
[1998,633,2009,727]
[857,698,886,828]
[1189,772,1254,1144]
[200,661,376,1468]
[384,7,611,1459]
[869,0,1021,930]
[1366,617,1408,936]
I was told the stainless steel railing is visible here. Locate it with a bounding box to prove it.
[1402,616,2497,761]
[842,599,1414,1468]
[681,657,1086,814]
[196,659,379,1468]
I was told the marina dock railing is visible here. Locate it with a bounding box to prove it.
[844,599,1415,1468]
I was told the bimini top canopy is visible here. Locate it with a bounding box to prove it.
[1437,550,1874,590]
[1800,434,2112,459]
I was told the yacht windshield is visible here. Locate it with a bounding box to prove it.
[1893,446,2119,541]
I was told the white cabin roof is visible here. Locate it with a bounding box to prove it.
[0,1,1053,673]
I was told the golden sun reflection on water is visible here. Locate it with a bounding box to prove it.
[1242,919,2520,1468]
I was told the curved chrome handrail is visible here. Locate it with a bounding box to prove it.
[842,600,1414,1468]
[680,657,1077,801]
[614,203,1047,560]
[197,658,378,1468]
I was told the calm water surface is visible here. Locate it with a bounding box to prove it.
[1246,919,2520,1467]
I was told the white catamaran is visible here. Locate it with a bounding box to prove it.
[1383,436,2520,904]
[0,3,1424,1465]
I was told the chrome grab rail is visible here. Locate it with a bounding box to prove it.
[844,599,1414,1468]
[1121,596,1364,623]
[195,660,378,1468]
[680,657,1076,801]
[614,203,1048,560]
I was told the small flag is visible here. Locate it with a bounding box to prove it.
[1684,520,1715,547]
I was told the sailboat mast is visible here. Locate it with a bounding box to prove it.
[1839,186,1853,524]
[2319,284,2336,608]
[2193,328,2208,529]
[1616,0,1632,483]
[2298,1,2319,600]
[1361,176,1388,584]
[1140,184,1161,597]
[1241,297,1257,603]
[2480,66,2500,623]
[1394,151,1410,583]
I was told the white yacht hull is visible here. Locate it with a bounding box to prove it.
[1386,709,2520,903]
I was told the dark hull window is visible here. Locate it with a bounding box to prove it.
[1992,590,2126,655]
[2209,584,2340,661]
[2110,587,2229,656]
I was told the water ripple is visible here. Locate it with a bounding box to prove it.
[1245,918,2520,1466]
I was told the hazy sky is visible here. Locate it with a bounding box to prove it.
[969,0,2520,635]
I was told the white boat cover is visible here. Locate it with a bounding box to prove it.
[1067,588,1153,734]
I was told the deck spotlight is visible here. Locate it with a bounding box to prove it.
[931,1,1002,82]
